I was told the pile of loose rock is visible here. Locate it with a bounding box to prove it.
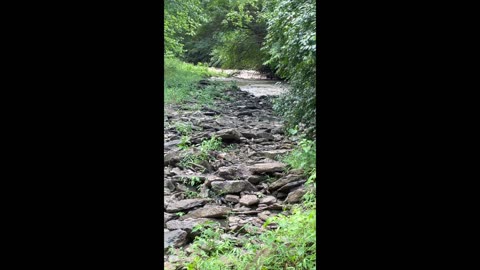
[164,83,312,266]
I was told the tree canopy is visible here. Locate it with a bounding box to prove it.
[164,0,317,136]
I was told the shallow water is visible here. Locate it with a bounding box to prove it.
[208,68,288,97]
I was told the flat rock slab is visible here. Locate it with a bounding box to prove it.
[269,174,304,190]
[164,139,181,150]
[211,180,257,194]
[179,205,231,220]
[248,162,287,174]
[239,195,259,206]
[259,195,277,205]
[166,218,217,234]
[285,187,307,203]
[164,229,188,251]
[255,149,290,159]
[165,198,210,213]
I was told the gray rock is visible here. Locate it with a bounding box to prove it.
[217,166,238,179]
[255,149,290,159]
[179,205,231,220]
[239,195,259,206]
[165,218,215,234]
[248,162,287,174]
[164,229,188,251]
[285,187,307,203]
[225,194,240,203]
[164,150,184,166]
[277,180,307,193]
[164,262,175,270]
[259,195,277,205]
[164,212,175,227]
[215,128,242,142]
[211,180,257,194]
[269,174,304,190]
[258,211,271,221]
[257,132,275,140]
[164,139,181,150]
[165,198,210,213]
[246,175,263,184]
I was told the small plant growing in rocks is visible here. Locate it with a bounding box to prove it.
[175,122,193,135]
[178,135,192,150]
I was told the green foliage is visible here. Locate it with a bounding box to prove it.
[262,0,316,137]
[284,138,316,178]
[180,0,269,70]
[184,190,200,199]
[179,135,223,171]
[182,176,202,187]
[178,135,192,150]
[183,203,316,269]
[164,57,226,104]
[164,0,206,56]
[175,122,193,135]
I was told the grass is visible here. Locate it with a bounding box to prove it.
[283,138,316,180]
[170,197,316,270]
[164,57,227,104]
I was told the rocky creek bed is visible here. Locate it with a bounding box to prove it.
[164,78,311,268]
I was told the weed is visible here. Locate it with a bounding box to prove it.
[178,135,192,150]
[182,176,202,187]
[184,190,199,199]
[283,138,316,179]
[175,122,193,135]
[184,202,316,269]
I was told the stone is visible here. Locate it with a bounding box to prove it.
[256,149,290,159]
[164,150,184,166]
[211,180,257,194]
[248,162,287,174]
[269,174,304,190]
[205,175,225,187]
[179,205,231,220]
[246,175,263,184]
[164,262,175,270]
[164,229,188,251]
[164,212,175,227]
[217,166,238,178]
[259,195,277,205]
[165,198,210,213]
[164,139,181,150]
[225,194,240,203]
[215,128,242,142]
[257,132,275,140]
[239,195,259,206]
[277,180,307,193]
[285,187,307,203]
[165,218,216,234]
[258,211,271,221]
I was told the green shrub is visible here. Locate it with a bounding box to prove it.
[183,202,316,270]
[262,0,316,137]
[284,138,316,178]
